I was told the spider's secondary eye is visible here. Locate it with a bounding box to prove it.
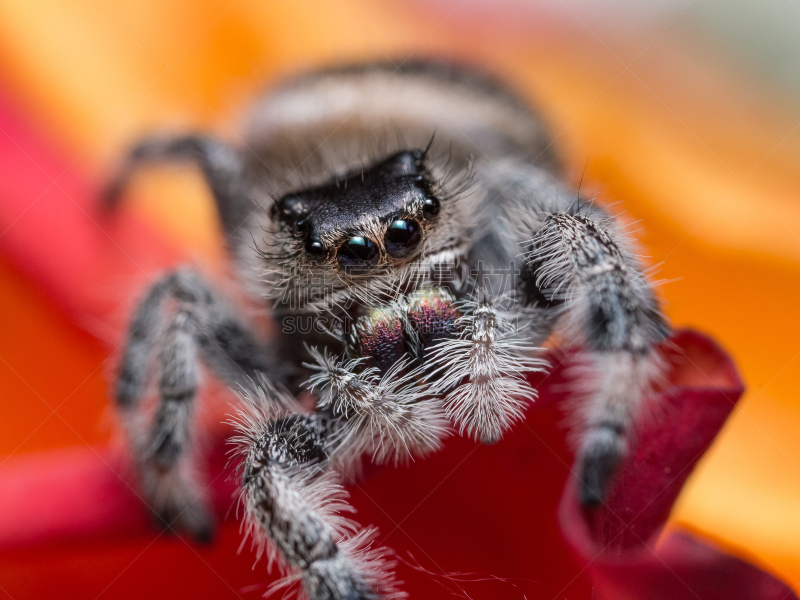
[385,219,422,258]
[305,237,326,259]
[337,236,379,272]
[422,197,440,219]
[273,195,307,224]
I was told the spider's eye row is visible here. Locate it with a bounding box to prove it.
[385,219,422,258]
[337,236,379,271]
[422,197,440,219]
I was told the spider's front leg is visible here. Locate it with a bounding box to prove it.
[528,212,668,506]
[484,160,670,506]
[238,292,536,599]
[233,403,402,600]
[114,268,281,540]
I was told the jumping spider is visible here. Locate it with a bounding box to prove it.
[107,61,668,600]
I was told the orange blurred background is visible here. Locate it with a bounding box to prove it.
[0,0,798,592]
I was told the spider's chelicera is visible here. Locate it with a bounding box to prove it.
[106,61,669,600]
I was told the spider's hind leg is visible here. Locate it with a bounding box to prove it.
[102,134,254,233]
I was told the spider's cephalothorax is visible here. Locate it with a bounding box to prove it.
[108,60,669,600]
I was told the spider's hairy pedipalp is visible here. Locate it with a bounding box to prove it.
[422,299,546,444]
[304,347,449,467]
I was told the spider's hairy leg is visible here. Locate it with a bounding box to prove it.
[144,303,212,538]
[231,400,403,600]
[102,133,253,233]
[115,268,278,540]
[115,273,173,409]
[423,298,544,445]
[478,160,668,504]
[527,212,668,506]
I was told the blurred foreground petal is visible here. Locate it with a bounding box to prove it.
[0,330,793,599]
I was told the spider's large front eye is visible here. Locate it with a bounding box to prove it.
[337,236,379,272]
[385,219,422,258]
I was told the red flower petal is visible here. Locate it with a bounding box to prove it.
[558,331,794,600]
[0,330,793,600]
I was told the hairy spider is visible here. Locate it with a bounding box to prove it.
[107,60,669,600]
